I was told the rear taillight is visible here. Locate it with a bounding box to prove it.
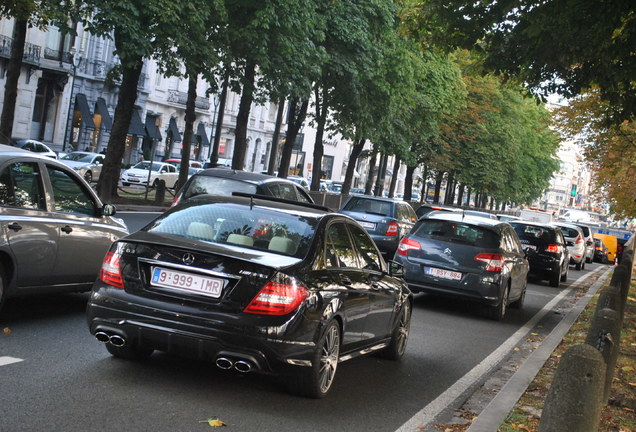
[474,253,504,272]
[546,244,560,253]
[575,235,583,244]
[100,250,124,289]
[386,221,399,237]
[397,238,421,256]
[244,280,307,315]
[595,246,601,251]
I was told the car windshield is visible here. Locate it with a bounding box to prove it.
[132,161,163,172]
[412,220,499,247]
[62,153,93,162]
[555,226,580,238]
[146,202,317,258]
[343,197,392,216]
[511,224,556,244]
[183,176,257,199]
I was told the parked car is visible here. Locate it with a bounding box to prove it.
[120,161,179,188]
[509,221,569,287]
[574,224,595,264]
[11,138,57,159]
[497,214,522,222]
[463,209,499,220]
[394,212,529,320]
[593,238,610,264]
[349,188,366,195]
[339,196,417,258]
[172,168,314,206]
[0,144,128,311]
[59,151,105,182]
[551,222,586,270]
[86,194,412,398]
[594,233,618,264]
[164,158,204,171]
[288,175,310,189]
[415,204,461,220]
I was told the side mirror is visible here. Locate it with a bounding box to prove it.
[586,240,593,246]
[388,260,405,278]
[101,203,117,217]
[566,240,574,247]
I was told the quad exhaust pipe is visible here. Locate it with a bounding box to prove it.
[95,331,126,347]
[215,357,254,373]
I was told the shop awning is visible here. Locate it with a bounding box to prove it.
[93,97,112,130]
[195,122,210,147]
[167,117,182,142]
[128,109,148,137]
[75,93,96,129]
[145,115,163,141]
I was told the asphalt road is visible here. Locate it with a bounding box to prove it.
[0,212,607,432]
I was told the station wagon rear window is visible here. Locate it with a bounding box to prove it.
[413,220,499,248]
[343,197,392,217]
[183,176,257,199]
[511,225,557,244]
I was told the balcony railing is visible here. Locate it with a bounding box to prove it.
[0,36,41,65]
[167,89,210,110]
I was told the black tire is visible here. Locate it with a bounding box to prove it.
[560,263,568,282]
[509,282,526,309]
[550,268,561,287]
[581,260,585,270]
[486,284,509,321]
[105,342,153,361]
[0,262,7,313]
[84,171,92,182]
[379,301,411,360]
[152,178,160,188]
[575,260,582,270]
[122,182,130,187]
[288,321,340,398]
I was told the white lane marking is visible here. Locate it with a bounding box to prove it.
[395,266,607,432]
[0,356,24,367]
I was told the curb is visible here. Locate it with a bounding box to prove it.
[465,266,614,431]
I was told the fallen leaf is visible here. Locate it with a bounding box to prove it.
[621,366,635,373]
[199,418,227,427]
[514,347,520,351]
[3,327,10,336]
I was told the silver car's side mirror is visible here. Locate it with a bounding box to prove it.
[102,204,117,217]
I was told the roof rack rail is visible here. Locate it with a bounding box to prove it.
[230,192,331,212]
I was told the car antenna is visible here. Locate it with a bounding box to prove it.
[250,195,254,210]
[462,209,465,220]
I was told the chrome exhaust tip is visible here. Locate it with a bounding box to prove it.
[95,331,110,343]
[109,334,126,347]
[216,357,234,370]
[234,360,252,373]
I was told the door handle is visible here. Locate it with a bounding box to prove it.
[61,225,73,234]
[7,222,22,232]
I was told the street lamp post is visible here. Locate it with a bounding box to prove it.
[62,48,83,153]
[207,94,220,163]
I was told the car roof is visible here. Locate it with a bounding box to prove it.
[510,220,560,230]
[422,211,506,228]
[0,143,90,168]
[344,195,403,204]
[193,168,298,185]
[182,193,330,217]
[551,221,583,230]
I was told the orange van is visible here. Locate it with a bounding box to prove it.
[593,233,618,263]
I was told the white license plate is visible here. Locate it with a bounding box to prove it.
[151,267,225,298]
[425,266,462,280]
[359,221,376,229]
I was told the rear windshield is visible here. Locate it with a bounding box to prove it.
[412,220,499,248]
[577,225,591,236]
[511,224,556,243]
[183,176,257,199]
[145,202,316,258]
[555,226,580,238]
[343,197,393,217]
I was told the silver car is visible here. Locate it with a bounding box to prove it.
[0,144,129,311]
[59,151,105,182]
[551,222,586,270]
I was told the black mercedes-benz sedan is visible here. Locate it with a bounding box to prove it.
[87,194,412,398]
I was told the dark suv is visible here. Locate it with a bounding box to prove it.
[339,196,417,257]
[172,168,314,206]
[510,221,569,287]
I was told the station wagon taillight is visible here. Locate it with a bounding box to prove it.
[397,238,421,256]
[100,250,124,289]
[546,244,561,253]
[386,221,399,237]
[244,280,307,315]
[474,253,504,272]
[575,235,583,244]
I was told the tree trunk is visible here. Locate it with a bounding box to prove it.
[278,98,308,178]
[419,165,429,203]
[364,144,379,195]
[456,183,465,206]
[96,51,143,202]
[233,60,256,170]
[267,98,285,175]
[433,171,443,203]
[404,165,415,202]
[341,138,365,195]
[0,19,27,145]
[374,153,388,197]
[176,74,197,191]
[209,73,228,167]
[388,157,400,198]
[310,85,327,191]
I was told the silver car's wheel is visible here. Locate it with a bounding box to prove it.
[84,171,92,182]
